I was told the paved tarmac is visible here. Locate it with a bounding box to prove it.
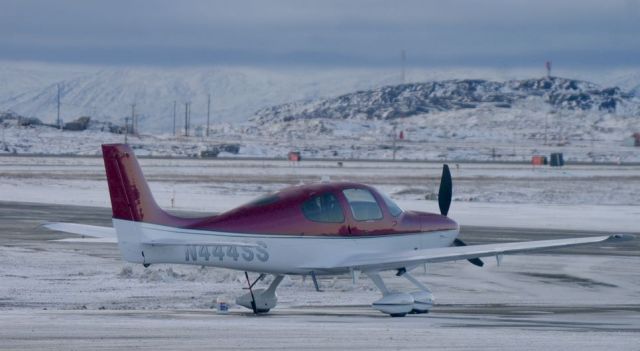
[1,201,639,350]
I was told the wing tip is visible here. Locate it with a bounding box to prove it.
[608,234,635,242]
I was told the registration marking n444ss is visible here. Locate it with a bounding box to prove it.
[185,242,269,263]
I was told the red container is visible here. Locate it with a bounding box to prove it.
[531,155,546,166]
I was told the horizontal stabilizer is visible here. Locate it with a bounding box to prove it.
[54,237,117,243]
[43,222,259,248]
[43,222,116,238]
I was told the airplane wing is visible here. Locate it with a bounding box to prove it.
[303,234,633,272]
[43,222,259,247]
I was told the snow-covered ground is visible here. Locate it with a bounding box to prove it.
[1,156,639,231]
[1,244,637,311]
[2,115,640,163]
[1,155,638,349]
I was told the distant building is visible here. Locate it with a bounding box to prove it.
[288,151,301,162]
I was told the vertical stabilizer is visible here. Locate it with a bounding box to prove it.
[102,144,166,223]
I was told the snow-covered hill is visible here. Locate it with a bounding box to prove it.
[2,62,640,162]
[242,77,640,162]
[3,61,639,133]
[0,65,410,131]
[252,77,638,124]
[0,65,431,132]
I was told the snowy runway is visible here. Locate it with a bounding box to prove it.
[0,201,638,350]
[0,156,639,349]
[1,306,639,350]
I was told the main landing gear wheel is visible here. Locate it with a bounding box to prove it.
[236,273,284,313]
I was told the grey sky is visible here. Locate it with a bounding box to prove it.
[1,0,639,67]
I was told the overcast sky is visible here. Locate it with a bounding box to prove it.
[1,0,639,68]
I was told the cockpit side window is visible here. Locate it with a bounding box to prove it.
[302,192,345,223]
[342,188,383,221]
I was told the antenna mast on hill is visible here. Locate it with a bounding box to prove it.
[545,60,552,78]
[401,49,406,84]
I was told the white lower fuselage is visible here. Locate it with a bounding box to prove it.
[114,219,459,275]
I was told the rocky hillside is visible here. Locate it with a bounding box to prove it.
[252,77,638,124]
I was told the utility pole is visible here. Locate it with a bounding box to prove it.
[187,102,191,136]
[184,102,189,137]
[57,84,62,129]
[544,111,549,146]
[392,124,397,161]
[124,117,129,144]
[173,101,177,136]
[131,104,136,135]
[206,94,211,137]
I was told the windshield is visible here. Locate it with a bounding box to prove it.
[380,192,403,217]
[342,188,383,221]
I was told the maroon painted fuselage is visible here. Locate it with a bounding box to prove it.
[102,144,457,237]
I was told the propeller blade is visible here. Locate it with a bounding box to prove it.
[453,238,485,267]
[438,164,452,216]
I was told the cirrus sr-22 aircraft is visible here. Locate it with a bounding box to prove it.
[45,144,633,317]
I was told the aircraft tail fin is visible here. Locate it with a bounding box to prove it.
[102,144,168,223]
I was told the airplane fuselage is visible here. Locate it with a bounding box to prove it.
[115,219,459,275]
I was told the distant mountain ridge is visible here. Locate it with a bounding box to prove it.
[0,65,407,131]
[1,61,638,133]
[252,77,638,124]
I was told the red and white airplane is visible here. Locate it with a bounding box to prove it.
[46,144,632,317]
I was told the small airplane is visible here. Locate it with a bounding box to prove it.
[45,144,633,317]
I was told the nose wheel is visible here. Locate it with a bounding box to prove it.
[366,269,434,317]
[399,270,434,314]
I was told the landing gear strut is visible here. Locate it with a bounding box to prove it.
[397,269,434,314]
